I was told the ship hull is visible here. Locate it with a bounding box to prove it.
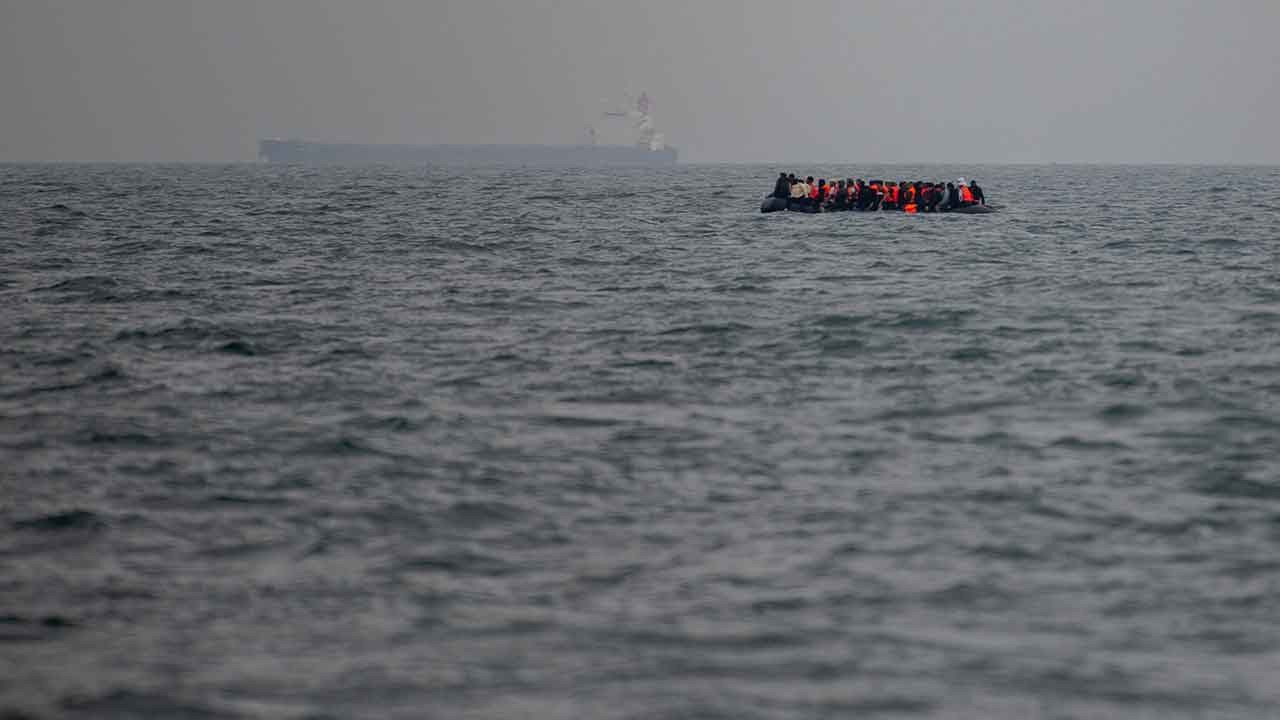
[259,140,678,166]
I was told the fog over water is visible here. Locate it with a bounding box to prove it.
[2,0,1279,163]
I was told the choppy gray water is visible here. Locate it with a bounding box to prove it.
[3,163,1280,719]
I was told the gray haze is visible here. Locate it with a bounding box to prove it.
[2,0,1278,163]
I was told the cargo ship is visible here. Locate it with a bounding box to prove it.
[258,140,677,166]
[259,93,677,166]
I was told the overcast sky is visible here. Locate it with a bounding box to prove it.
[2,0,1277,163]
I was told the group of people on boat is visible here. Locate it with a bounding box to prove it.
[766,173,986,213]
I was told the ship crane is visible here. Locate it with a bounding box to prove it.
[600,92,665,151]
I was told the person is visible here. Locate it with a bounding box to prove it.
[902,181,918,214]
[831,180,848,210]
[789,175,809,208]
[923,182,941,212]
[882,181,899,211]
[957,178,976,206]
[945,182,959,210]
[969,179,985,205]
[772,172,790,199]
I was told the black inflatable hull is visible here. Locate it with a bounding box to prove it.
[945,204,994,214]
[760,196,995,215]
[760,197,822,213]
[760,197,788,213]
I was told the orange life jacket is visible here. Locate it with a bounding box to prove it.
[904,186,917,204]
[885,185,899,204]
[960,186,975,203]
[903,203,918,214]
[809,184,820,200]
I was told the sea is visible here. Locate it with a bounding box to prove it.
[2,162,1280,720]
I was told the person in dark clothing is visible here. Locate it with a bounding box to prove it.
[772,172,790,199]
[831,180,848,210]
[945,182,959,210]
[923,183,941,212]
[969,180,985,205]
[855,179,875,210]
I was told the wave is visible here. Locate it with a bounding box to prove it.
[12,509,105,532]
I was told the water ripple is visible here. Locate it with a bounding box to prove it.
[1,162,1278,719]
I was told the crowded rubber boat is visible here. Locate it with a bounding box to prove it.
[761,173,993,214]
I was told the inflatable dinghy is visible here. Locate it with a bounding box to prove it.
[944,204,995,214]
[760,197,821,213]
[760,197,788,213]
[761,195,995,214]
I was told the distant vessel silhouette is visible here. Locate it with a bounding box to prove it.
[259,93,677,166]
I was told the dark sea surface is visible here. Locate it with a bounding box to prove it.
[3,162,1280,719]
